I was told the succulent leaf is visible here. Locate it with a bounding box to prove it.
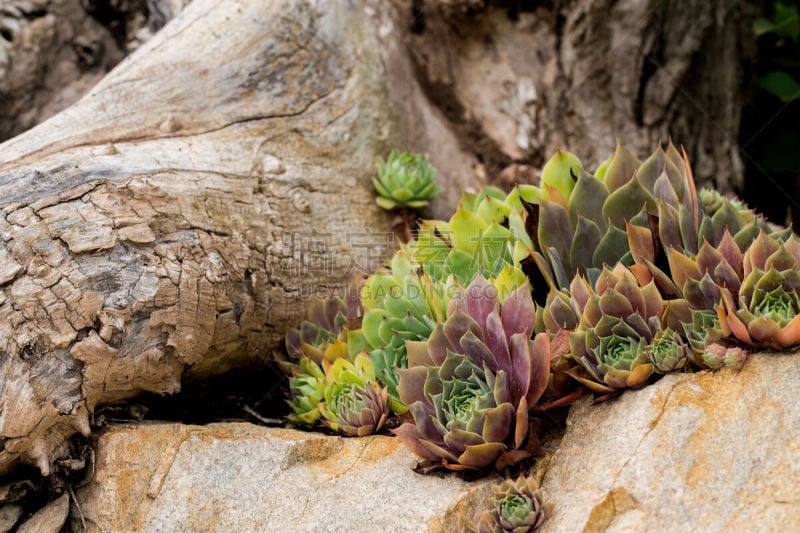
[373,151,441,210]
[459,476,546,533]
[319,354,390,437]
[541,150,582,201]
[394,276,549,470]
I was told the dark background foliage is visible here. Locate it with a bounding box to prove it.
[741,0,800,229]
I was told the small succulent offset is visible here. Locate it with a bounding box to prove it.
[459,476,546,533]
[394,276,550,470]
[284,292,361,364]
[373,150,442,210]
[286,357,326,425]
[701,343,749,371]
[318,354,390,437]
[645,328,691,374]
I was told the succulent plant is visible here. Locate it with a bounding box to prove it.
[283,292,363,425]
[527,142,694,291]
[645,328,690,373]
[373,150,442,210]
[318,354,390,437]
[529,141,778,299]
[718,232,800,348]
[541,277,587,333]
[360,250,455,412]
[393,276,550,469]
[681,309,727,367]
[698,188,751,219]
[667,231,744,305]
[459,476,546,533]
[701,343,749,370]
[412,187,533,287]
[284,291,362,364]
[565,265,660,393]
[286,357,326,425]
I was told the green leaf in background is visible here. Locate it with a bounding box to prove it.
[760,71,800,102]
[754,2,799,39]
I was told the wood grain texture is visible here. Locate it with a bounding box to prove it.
[0,0,188,143]
[408,0,752,192]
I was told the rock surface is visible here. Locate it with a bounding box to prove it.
[540,353,800,532]
[75,423,492,532]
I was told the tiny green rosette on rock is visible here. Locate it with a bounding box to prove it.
[458,476,546,533]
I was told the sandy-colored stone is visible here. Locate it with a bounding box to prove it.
[76,423,490,532]
[540,353,800,533]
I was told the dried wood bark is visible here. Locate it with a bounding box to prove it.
[408,0,752,193]
[0,0,188,142]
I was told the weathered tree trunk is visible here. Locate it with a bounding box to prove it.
[0,0,189,142]
[0,0,752,477]
[405,0,752,193]
[0,0,477,477]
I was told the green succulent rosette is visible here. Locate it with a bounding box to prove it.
[459,476,546,533]
[286,357,326,425]
[318,354,389,437]
[283,292,363,425]
[284,291,362,365]
[681,309,727,368]
[719,232,800,348]
[394,276,550,470]
[360,250,453,413]
[566,265,660,393]
[645,328,691,374]
[373,150,441,210]
[412,187,533,287]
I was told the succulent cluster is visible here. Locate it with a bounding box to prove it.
[458,476,546,533]
[529,142,779,294]
[282,293,389,437]
[281,142,800,472]
[360,250,456,412]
